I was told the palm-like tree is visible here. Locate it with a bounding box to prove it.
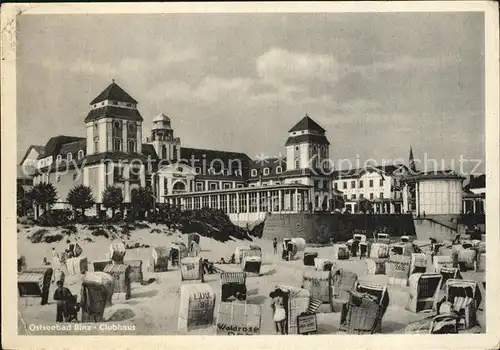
[131,186,154,219]
[102,186,124,218]
[67,184,95,217]
[17,183,33,217]
[31,182,58,217]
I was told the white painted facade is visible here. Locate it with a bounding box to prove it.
[417,179,463,215]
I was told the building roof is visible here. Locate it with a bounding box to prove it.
[84,105,143,123]
[19,145,45,166]
[141,144,158,160]
[401,170,465,183]
[467,174,485,190]
[333,165,409,179]
[285,134,330,146]
[38,136,86,159]
[90,81,138,105]
[248,157,287,179]
[152,112,171,123]
[288,115,326,133]
[59,140,86,158]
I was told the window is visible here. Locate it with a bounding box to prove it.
[78,150,84,160]
[360,194,364,199]
[334,182,338,190]
[114,121,121,129]
[380,192,384,199]
[275,181,281,185]
[220,194,228,213]
[295,158,300,168]
[380,179,384,187]
[314,180,320,189]
[343,182,347,189]
[195,167,201,174]
[67,153,73,162]
[234,169,242,176]
[263,168,270,176]
[223,183,231,189]
[210,195,217,208]
[208,168,216,175]
[251,169,257,177]
[210,183,218,190]
[164,179,168,195]
[196,182,204,191]
[351,181,356,188]
[223,169,229,176]
[276,166,283,174]
[128,140,136,152]
[249,192,257,212]
[400,192,403,199]
[295,146,299,151]
[369,180,373,187]
[370,193,374,200]
[113,138,121,152]
[56,155,62,163]
[352,194,356,200]
[359,180,364,188]
[94,137,99,153]
[237,184,244,188]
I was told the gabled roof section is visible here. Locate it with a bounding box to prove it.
[38,136,86,159]
[59,140,86,157]
[288,115,326,133]
[19,145,45,166]
[84,105,143,123]
[90,81,138,105]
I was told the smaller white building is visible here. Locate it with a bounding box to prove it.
[402,171,465,216]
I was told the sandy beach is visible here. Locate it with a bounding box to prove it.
[17,224,486,335]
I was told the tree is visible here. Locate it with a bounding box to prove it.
[17,183,33,217]
[358,198,373,214]
[67,184,95,217]
[31,182,58,216]
[131,186,154,219]
[102,186,124,217]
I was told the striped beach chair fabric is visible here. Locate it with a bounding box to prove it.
[308,297,323,313]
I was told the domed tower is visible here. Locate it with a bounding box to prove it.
[150,112,181,160]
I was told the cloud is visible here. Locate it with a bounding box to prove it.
[256,48,341,85]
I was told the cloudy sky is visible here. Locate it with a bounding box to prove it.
[17,12,485,172]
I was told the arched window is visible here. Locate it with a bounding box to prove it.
[295,158,300,169]
[56,155,62,163]
[67,152,73,162]
[276,166,283,174]
[263,168,270,176]
[78,150,84,160]
[251,169,258,177]
[128,140,136,152]
[161,145,167,159]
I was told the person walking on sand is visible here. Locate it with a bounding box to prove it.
[270,289,286,335]
[273,238,278,255]
[53,280,73,322]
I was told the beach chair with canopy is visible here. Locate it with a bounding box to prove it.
[18,267,53,306]
[331,267,358,312]
[220,272,247,302]
[443,279,481,330]
[171,242,188,267]
[81,272,115,322]
[340,280,389,333]
[303,252,318,266]
[376,233,391,245]
[273,285,310,335]
[405,273,442,313]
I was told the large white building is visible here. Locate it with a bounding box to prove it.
[332,165,409,214]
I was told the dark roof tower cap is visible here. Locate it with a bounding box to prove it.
[90,80,138,105]
[288,114,326,133]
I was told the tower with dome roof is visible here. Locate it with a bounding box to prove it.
[150,112,181,160]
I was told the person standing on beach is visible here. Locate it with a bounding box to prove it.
[273,238,278,255]
[270,290,286,334]
[53,280,73,322]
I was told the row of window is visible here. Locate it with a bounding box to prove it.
[335,179,385,190]
[56,150,85,164]
[194,182,245,191]
[183,190,298,213]
[92,137,137,153]
[92,101,135,109]
[251,166,283,177]
[345,192,403,200]
[193,167,243,176]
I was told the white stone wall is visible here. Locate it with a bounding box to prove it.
[418,179,463,215]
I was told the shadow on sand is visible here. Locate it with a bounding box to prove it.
[133,289,158,299]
